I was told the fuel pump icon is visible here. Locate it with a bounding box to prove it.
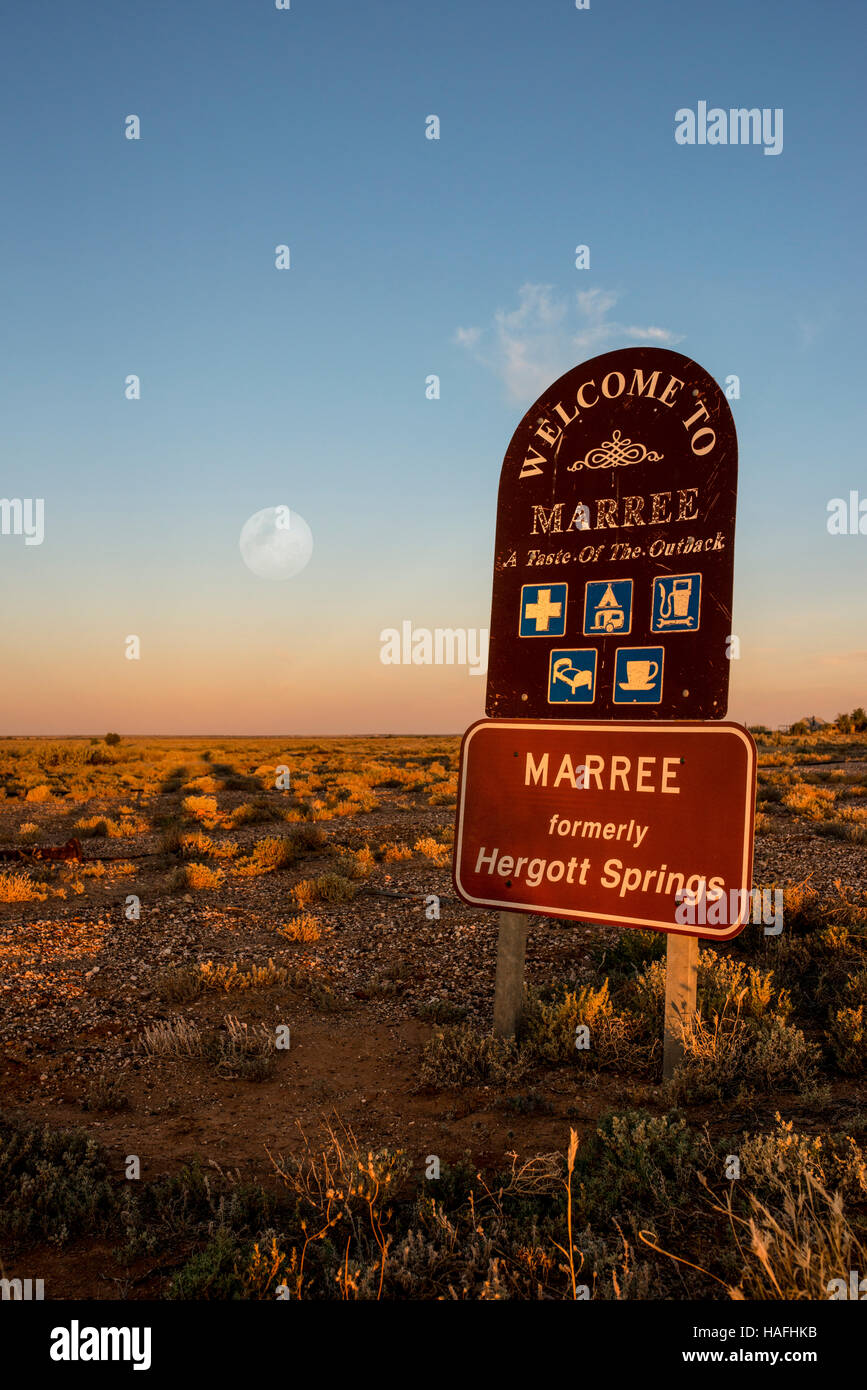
[651,574,702,632]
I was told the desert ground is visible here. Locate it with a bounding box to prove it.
[0,730,865,1300]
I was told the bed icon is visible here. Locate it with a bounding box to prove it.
[548,649,597,703]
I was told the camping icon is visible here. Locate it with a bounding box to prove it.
[583,579,633,636]
[548,649,597,704]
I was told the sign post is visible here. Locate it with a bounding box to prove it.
[662,933,700,1080]
[456,346,750,1079]
[492,911,530,1038]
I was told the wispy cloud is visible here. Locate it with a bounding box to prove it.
[455,284,683,403]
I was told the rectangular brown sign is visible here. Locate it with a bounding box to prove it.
[453,719,757,939]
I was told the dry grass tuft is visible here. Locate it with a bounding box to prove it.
[0,871,49,902]
[24,784,53,803]
[276,915,323,943]
[234,836,297,877]
[169,862,225,892]
[182,794,219,826]
[141,1016,204,1058]
[292,874,359,907]
[413,836,451,867]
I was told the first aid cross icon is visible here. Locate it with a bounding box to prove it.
[519,583,567,637]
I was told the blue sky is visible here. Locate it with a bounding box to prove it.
[0,0,864,732]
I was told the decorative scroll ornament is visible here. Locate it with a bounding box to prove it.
[567,429,663,471]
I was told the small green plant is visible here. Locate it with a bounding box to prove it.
[419,1025,531,1088]
[230,799,281,827]
[826,1004,865,1075]
[416,998,468,1024]
[292,874,358,906]
[201,1015,276,1081]
[522,980,646,1070]
[666,1008,820,1103]
[81,1072,130,1113]
[0,1115,118,1251]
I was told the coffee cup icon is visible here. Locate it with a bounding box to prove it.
[620,659,658,691]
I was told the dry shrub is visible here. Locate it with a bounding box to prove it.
[287,823,327,853]
[332,795,375,811]
[0,871,48,903]
[825,1004,865,1074]
[522,980,646,1070]
[196,959,290,993]
[782,783,836,819]
[413,836,450,867]
[180,830,239,860]
[185,775,222,794]
[235,835,297,877]
[169,862,224,892]
[351,846,376,877]
[156,967,205,1003]
[18,822,41,842]
[334,849,373,880]
[230,800,281,827]
[141,1013,275,1079]
[266,1121,411,1299]
[82,1072,129,1113]
[739,1114,867,1204]
[666,1007,819,1103]
[700,955,792,1021]
[381,841,413,863]
[782,878,867,935]
[183,795,219,825]
[74,816,117,838]
[419,1025,531,1088]
[717,1174,866,1300]
[427,779,457,807]
[205,1015,275,1080]
[292,874,358,907]
[238,1237,295,1299]
[634,954,790,1030]
[141,1016,204,1058]
[277,915,322,943]
[24,785,52,803]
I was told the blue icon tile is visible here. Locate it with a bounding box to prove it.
[548,649,597,703]
[651,573,701,633]
[613,646,664,704]
[519,583,567,637]
[583,579,633,636]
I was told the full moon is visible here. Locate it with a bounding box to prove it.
[239,505,313,581]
